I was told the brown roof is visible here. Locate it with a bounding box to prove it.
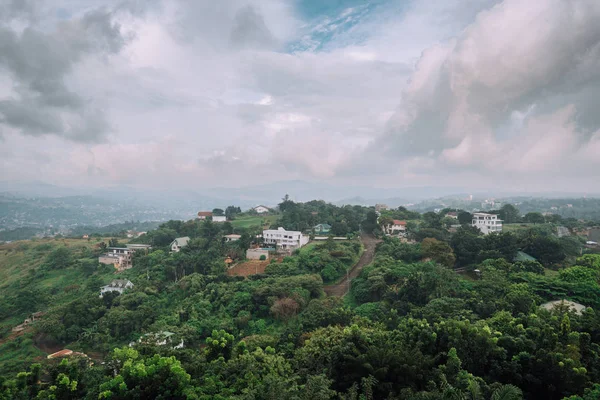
[47,349,73,359]
[198,211,213,217]
[393,220,407,226]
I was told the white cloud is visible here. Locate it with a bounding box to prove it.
[1,0,600,192]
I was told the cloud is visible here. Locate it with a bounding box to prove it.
[0,7,126,141]
[1,0,599,192]
[230,5,276,50]
[358,0,600,185]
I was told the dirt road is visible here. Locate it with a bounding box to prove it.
[324,235,380,297]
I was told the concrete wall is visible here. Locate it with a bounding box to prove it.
[246,249,269,260]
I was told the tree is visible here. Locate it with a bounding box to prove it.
[490,384,523,400]
[99,348,192,399]
[271,297,300,321]
[44,246,72,270]
[421,238,456,268]
[225,205,241,220]
[576,254,600,270]
[523,212,545,224]
[457,211,473,225]
[499,204,520,224]
[279,194,295,213]
[212,208,225,216]
[422,212,442,229]
[362,210,379,234]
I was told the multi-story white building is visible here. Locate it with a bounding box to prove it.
[262,227,308,250]
[471,213,503,234]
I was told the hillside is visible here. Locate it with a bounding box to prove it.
[1,200,600,399]
[0,238,125,375]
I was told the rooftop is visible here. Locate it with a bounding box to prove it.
[514,251,537,262]
[392,220,407,226]
[47,349,73,359]
[105,279,133,288]
[540,300,586,315]
[172,236,191,246]
[198,211,212,217]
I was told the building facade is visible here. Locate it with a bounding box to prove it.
[99,247,133,271]
[262,227,308,250]
[170,237,190,252]
[100,279,134,297]
[471,212,503,234]
[246,248,269,260]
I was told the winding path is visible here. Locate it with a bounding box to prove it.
[324,234,381,297]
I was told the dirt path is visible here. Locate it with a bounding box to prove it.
[324,235,381,297]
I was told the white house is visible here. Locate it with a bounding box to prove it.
[197,211,212,220]
[471,213,503,234]
[224,234,241,242]
[100,279,133,297]
[385,220,407,236]
[135,331,184,349]
[170,237,190,252]
[212,215,226,222]
[262,227,308,250]
[253,205,271,214]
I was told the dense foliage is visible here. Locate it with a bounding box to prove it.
[1,199,600,399]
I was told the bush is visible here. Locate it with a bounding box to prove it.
[259,255,267,261]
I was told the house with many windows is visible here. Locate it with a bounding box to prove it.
[471,212,503,234]
[262,227,308,250]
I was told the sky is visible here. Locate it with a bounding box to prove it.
[1,0,600,194]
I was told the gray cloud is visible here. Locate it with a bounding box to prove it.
[0,8,126,141]
[357,0,600,181]
[230,5,276,50]
[0,0,36,21]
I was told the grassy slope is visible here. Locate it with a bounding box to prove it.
[230,215,278,229]
[0,238,122,376]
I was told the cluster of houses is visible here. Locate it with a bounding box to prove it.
[196,205,272,223]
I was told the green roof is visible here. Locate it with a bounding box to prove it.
[315,223,331,229]
[514,251,537,262]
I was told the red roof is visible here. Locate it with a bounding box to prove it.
[393,220,407,226]
[198,211,213,217]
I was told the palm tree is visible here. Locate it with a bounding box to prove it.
[491,384,523,400]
